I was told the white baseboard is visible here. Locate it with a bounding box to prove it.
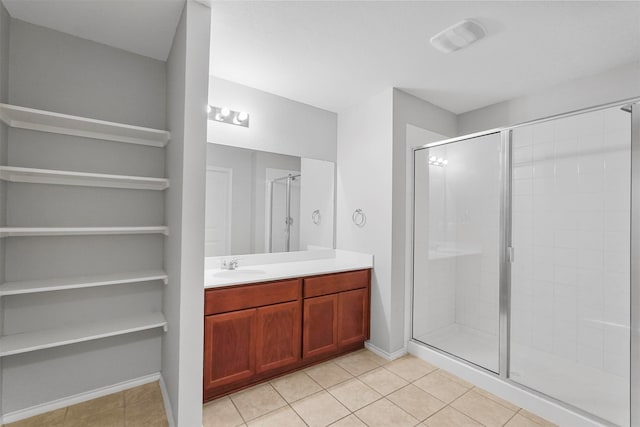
[158,375,175,427]
[408,340,609,427]
[1,372,170,425]
[365,341,408,361]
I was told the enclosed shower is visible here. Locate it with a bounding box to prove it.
[268,173,301,253]
[412,100,639,426]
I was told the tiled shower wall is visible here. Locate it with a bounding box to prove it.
[510,106,631,377]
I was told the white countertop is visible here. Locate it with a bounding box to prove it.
[204,249,373,289]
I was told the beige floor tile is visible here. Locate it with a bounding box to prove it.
[387,384,446,421]
[354,398,419,427]
[358,367,408,395]
[247,406,306,427]
[335,351,383,376]
[504,413,544,427]
[271,371,322,403]
[66,407,124,427]
[518,409,558,426]
[413,372,471,403]
[473,387,519,411]
[203,397,244,427]
[291,390,350,427]
[305,362,353,388]
[124,398,167,427]
[328,378,382,411]
[451,390,516,427]
[65,393,124,422]
[329,414,367,427]
[385,355,438,382]
[422,406,482,427]
[436,370,473,388]
[124,381,163,407]
[5,408,66,427]
[230,384,287,422]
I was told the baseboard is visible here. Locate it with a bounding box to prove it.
[408,340,609,427]
[158,375,175,427]
[1,373,165,425]
[364,341,407,361]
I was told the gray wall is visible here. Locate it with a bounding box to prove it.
[2,19,167,413]
[162,2,209,426]
[458,62,640,135]
[0,1,10,418]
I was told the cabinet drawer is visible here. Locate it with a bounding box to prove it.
[303,269,370,298]
[205,279,301,315]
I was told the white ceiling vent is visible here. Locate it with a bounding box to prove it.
[430,19,487,54]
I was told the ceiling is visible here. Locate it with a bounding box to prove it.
[209,1,640,114]
[1,0,184,61]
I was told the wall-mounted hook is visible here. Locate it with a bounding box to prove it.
[352,209,366,227]
[312,209,321,225]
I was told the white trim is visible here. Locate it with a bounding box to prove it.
[0,373,164,424]
[158,375,175,427]
[205,165,232,255]
[408,341,609,427]
[365,341,407,361]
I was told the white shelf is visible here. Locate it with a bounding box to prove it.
[0,166,169,190]
[0,103,170,147]
[0,312,168,357]
[0,270,168,297]
[0,226,169,238]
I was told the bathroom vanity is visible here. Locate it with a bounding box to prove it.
[203,251,372,401]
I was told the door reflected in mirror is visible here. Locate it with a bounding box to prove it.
[205,143,335,256]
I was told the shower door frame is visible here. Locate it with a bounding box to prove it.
[410,96,640,427]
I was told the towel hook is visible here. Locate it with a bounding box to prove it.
[311,209,321,225]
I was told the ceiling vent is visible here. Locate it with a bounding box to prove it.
[430,19,486,54]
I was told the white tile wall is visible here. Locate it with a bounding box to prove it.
[510,106,630,419]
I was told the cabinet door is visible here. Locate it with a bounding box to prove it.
[256,301,301,373]
[338,288,368,347]
[203,308,256,391]
[303,294,338,359]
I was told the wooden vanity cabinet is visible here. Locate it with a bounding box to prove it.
[302,269,370,360]
[203,269,370,401]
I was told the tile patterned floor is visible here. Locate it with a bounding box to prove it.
[4,381,168,427]
[203,350,557,427]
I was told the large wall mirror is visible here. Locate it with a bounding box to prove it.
[205,143,335,256]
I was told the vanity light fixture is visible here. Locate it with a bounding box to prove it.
[428,156,448,167]
[208,106,250,128]
[430,19,486,53]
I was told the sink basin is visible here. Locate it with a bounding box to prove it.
[213,269,267,278]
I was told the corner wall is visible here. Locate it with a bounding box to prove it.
[163,2,210,426]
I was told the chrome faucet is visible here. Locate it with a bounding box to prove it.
[221,259,239,270]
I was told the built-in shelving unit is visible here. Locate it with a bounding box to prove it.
[0,226,169,238]
[0,270,168,297]
[0,166,169,190]
[0,312,168,357]
[0,102,170,360]
[0,103,170,147]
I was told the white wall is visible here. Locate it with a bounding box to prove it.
[208,77,337,162]
[2,18,167,414]
[300,158,335,250]
[458,62,640,135]
[163,2,210,426]
[0,1,10,418]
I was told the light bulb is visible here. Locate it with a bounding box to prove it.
[236,111,249,122]
[438,158,444,163]
[443,160,449,165]
[206,105,212,113]
[220,107,231,118]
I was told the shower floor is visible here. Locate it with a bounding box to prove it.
[415,323,628,426]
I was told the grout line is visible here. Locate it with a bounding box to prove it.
[228,395,248,425]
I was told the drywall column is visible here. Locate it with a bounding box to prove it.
[391,90,457,352]
[337,88,394,354]
[163,1,210,426]
[0,2,10,418]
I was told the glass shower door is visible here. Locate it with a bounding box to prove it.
[509,106,631,426]
[413,132,503,372]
